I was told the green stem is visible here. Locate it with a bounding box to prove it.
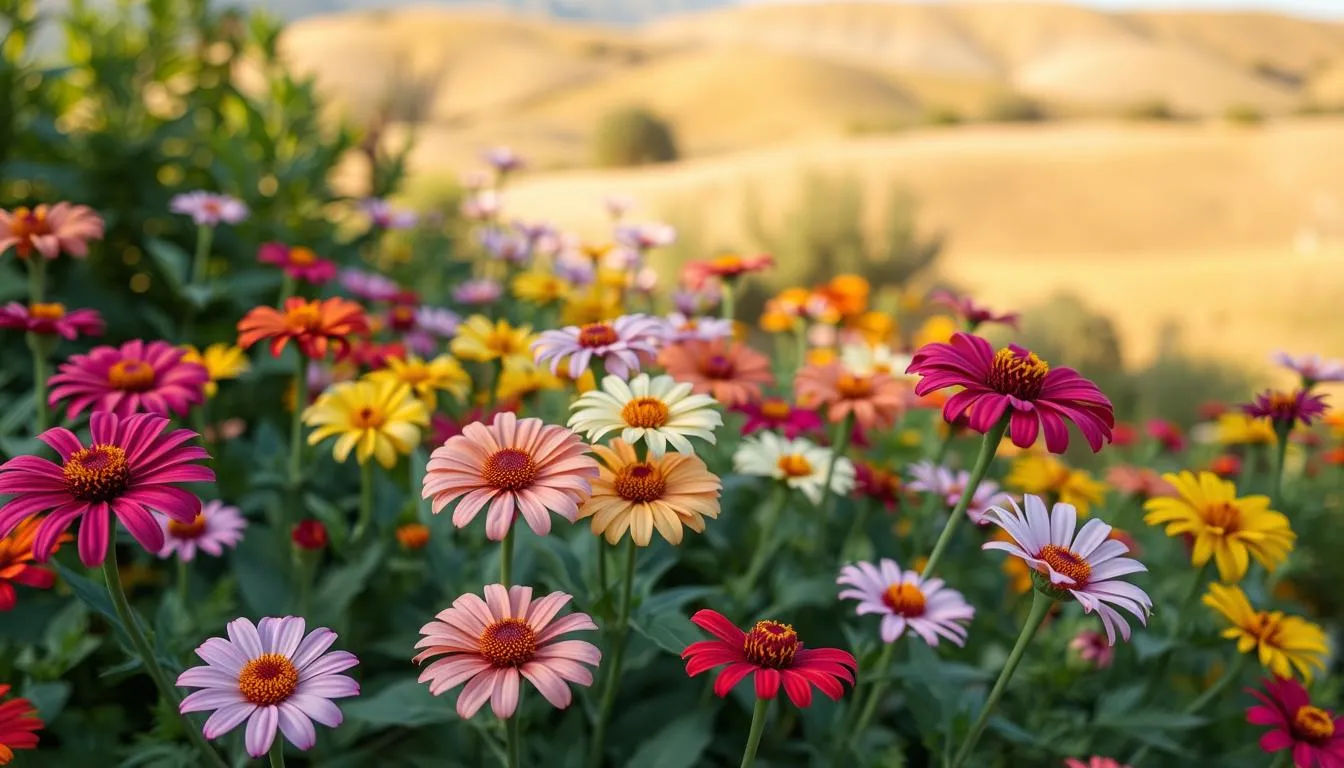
[595,542,608,611]
[586,537,637,768]
[738,697,771,768]
[932,428,956,465]
[353,460,374,543]
[286,350,307,538]
[26,257,48,432]
[101,536,228,768]
[1143,560,1212,695]
[815,413,855,554]
[500,525,516,587]
[841,498,874,561]
[505,696,521,768]
[190,224,214,286]
[268,738,285,768]
[176,557,189,608]
[278,273,296,306]
[1128,652,1249,766]
[721,280,736,322]
[950,589,1052,768]
[736,486,789,599]
[921,418,1009,579]
[791,323,807,376]
[28,254,46,303]
[1271,421,1291,506]
[838,640,897,760]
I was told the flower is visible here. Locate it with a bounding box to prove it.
[238,297,369,360]
[512,271,571,306]
[795,363,904,431]
[815,274,870,317]
[837,559,974,646]
[414,307,461,338]
[452,278,503,306]
[673,285,721,316]
[569,373,722,457]
[1217,412,1277,446]
[982,495,1151,644]
[1069,630,1114,669]
[304,379,429,468]
[906,460,1010,524]
[681,609,857,707]
[461,190,502,221]
[484,146,525,174]
[181,343,250,398]
[0,684,42,763]
[177,616,359,757]
[0,203,104,259]
[0,301,103,340]
[1272,351,1344,386]
[1246,675,1344,766]
[423,412,599,541]
[660,313,735,343]
[1204,583,1327,681]
[342,339,406,370]
[339,268,401,302]
[367,354,470,410]
[734,433,854,505]
[496,359,566,403]
[0,412,213,566]
[532,315,663,380]
[839,343,915,380]
[853,461,904,510]
[1006,454,1107,517]
[1143,471,1294,583]
[48,340,208,420]
[1105,466,1176,500]
[580,439,721,546]
[396,523,430,550]
[1243,390,1330,429]
[415,584,598,718]
[157,499,246,562]
[693,253,774,282]
[659,339,773,408]
[0,518,66,611]
[929,290,1019,330]
[257,243,337,285]
[170,192,248,227]
[1063,758,1129,768]
[736,397,824,439]
[1145,419,1187,452]
[291,520,328,551]
[451,316,534,368]
[360,198,418,230]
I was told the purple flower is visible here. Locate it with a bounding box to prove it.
[460,191,501,221]
[157,499,246,562]
[452,279,502,306]
[661,313,734,343]
[479,228,531,265]
[339,268,401,302]
[415,306,461,338]
[1271,351,1344,386]
[532,314,664,380]
[837,559,975,646]
[483,146,525,174]
[615,222,676,251]
[170,192,248,227]
[605,195,636,219]
[360,198,418,231]
[673,285,721,316]
[906,460,1009,525]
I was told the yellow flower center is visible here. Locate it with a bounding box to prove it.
[391,306,415,325]
[836,373,873,399]
[284,303,323,332]
[107,359,156,391]
[63,445,131,502]
[776,454,813,478]
[10,206,50,242]
[397,365,431,385]
[578,323,619,348]
[988,348,1050,400]
[486,331,522,356]
[482,448,538,491]
[352,405,385,429]
[711,254,745,275]
[614,462,666,503]
[1294,705,1336,741]
[881,582,927,617]
[1038,544,1091,586]
[760,398,792,421]
[478,618,537,667]
[237,653,299,706]
[288,246,317,266]
[167,513,207,540]
[29,302,66,320]
[621,397,670,429]
[743,620,799,668]
[1201,501,1242,535]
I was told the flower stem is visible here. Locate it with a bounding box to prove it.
[844,640,897,753]
[176,557,189,608]
[792,322,808,377]
[950,588,1052,768]
[190,224,214,286]
[353,460,375,543]
[815,413,855,553]
[268,739,286,768]
[101,536,228,768]
[1142,560,1212,698]
[505,696,522,768]
[26,256,49,432]
[736,486,789,600]
[738,697,771,768]
[586,537,637,768]
[921,418,1009,580]
[285,351,307,537]
[1271,421,1291,506]
[278,273,296,306]
[500,525,516,587]
[595,541,608,612]
[721,280,736,322]
[1128,652,1249,766]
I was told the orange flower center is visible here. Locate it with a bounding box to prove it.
[107,359,156,391]
[63,444,131,501]
[881,582,927,617]
[777,454,813,478]
[237,653,299,706]
[478,618,537,667]
[10,206,50,242]
[988,348,1050,400]
[482,448,538,491]
[710,254,745,276]
[202,200,221,215]
[613,462,666,503]
[352,405,385,429]
[578,323,619,348]
[167,513,207,539]
[288,246,317,266]
[743,620,799,669]
[760,398,792,421]
[1038,544,1091,586]
[1294,705,1335,741]
[29,302,66,320]
[390,306,416,327]
[621,397,670,428]
[284,303,324,332]
[1200,501,1242,534]
[396,523,431,550]
[836,373,873,399]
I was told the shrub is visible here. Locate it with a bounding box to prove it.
[982,93,1047,123]
[1122,98,1176,121]
[591,105,678,167]
[920,105,964,127]
[1223,103,1266,126]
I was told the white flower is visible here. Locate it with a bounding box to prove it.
[733,432,854,505]
[568,373,721,457]
[841,343,914,380]
[169,192,248,227]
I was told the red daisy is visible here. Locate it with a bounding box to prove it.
[1247,676,1344,768]
[257,242,337,284]
[907,332,1114,453]
[0,518,68,611]
[0,684,42,764]
[48,339,208,420]
[681,609,857,707]
[0,412,214,566]
[0,302,104,340]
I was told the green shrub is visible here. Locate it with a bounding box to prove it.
[982,93,1047,123]
[1122,99,1176,121]
[591,105,678,167]
[921,105,964,127]
[1223,103,1266,126]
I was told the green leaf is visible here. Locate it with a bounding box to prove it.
[144,237,190,292]
[343,678,454,727]
[311,543,385,625]
[534,534,583,595]
[0,394,36,437]
[1097,711,1209,731]
[636,586,719,619]
[1131,633,1177,661]
[22,680,71,721]
[51,561,132,647]
[628,610,699,656]
[231,529,293,617]
[181,284,214,309]
[625,710,715,768]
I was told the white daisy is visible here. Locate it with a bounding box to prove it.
[568,373,721,457]
[840,343,915,380]
[733,432,855,505]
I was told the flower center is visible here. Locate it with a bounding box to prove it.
[836,373,873,399]
[237,653,299,706]
[1294,705,1336,742]
[167,513,207,539]
[486,332,520,355]
[482,448,538,491]
[107,359,156,391]
[352,405,385,429]
[63,445,131,501]
[1038,544,1091,586]
[743,620,800,668]
[614,462,666,502]
[288,246,317,266]
[760,398,792,421]
[390,306,416,329]
[202,200,221,215]
[701,354,735,380]
[1201,501,1241,534]
[285,303,323,331]
[711,255,745,275]
[478,618,537,667]
[29,302,66,320]
[578,323,619,348]
[11,207,49,240]
[988,347,1050,400]
[777,454,813,478]
[621,396,670,428]
[881,582,927,617]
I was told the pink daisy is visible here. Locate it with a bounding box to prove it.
[531,314,664,380]
[360,198,418,231]
[169,192,248,227]
[177,616,360,757]
[422,412,600,541]
[907,332,1115,453]
[452,278,503,306]
[0,202,104,260]
[257,243,337,285]
[1247,675,1344,768]
[48,339,208,420]
[982,495,1151,644]
[837,559,975,646]
[156,499,247,562]
[1064,758,1130,768]
[1271,351,1344,386]
[0,302,103,340]
[907,461,1009,524]
[735,397,824,439]
[339,268,401,302]
[1069,629,1114,669]
[1243,389,1329,429]
[0,412,213,566]
[414,584,600,719]
[929,290,1019,331]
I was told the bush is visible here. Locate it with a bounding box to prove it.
[920,105,964,127]
[591,105,679,167]
[1122,98,1176,121]
[1223,103,1266,126]
[982,93,1047,123]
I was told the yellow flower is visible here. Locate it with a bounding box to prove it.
[913,314,957,348]
[1217,413,1277,446]
[450,315,534,368]
[496,359,565,402]
[597,268,628,290]
[1203,583,1327,682]
[1144,471,1295,582]
[561,292,622,326]
[1324,411,1344,439]
[1005,454,1107,517]
[366,354,470,410]
[512,271,570,306]
[181,343,250,398]
[805,348,836,366]
[849,311,896,346]
[303,379,429,468]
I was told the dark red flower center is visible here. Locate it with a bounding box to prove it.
[1294,705,1335,742]
[238,653,299,705]
[701,354,735,380]
[29,302,66,321]
[479,618,537,667]
[107,359,156,392]
[578,323,619,348]
[759,398,791,421]
[482,448,538,491]
[882,582,927,617]
[614,462,666,503]
[988,347,1049,400]
[743,620,799,668]
[167,513,207,539]
[352,405,385,429]
[1038,544,1090,586]
[63,444,131,502]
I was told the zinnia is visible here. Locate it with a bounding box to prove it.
[238,297,369,359]
[1271,351,1344,387]
[907,460,1009,525]
[0,684,42,764]
[156,499,246,562]
[1243,390,1329,429]
[366,354,471,410]
[0,412,213,566]
[170,192,248,227]
[0,518,66,611]
[837,559,974,646]
[304,379,430,468]
[580,439,721,546]
[452,278,504,306]
[0,203,104,259]
[569,373,722,457]
[531,314,663,380]
[736,397,824,439]
[1246,675,1344,767]
[0,302,103,340]
[1069,630,1114,669]
[48,340,208,420]
[795,362,904,431]
[733,433,854,505]
[257,243,337,284]
[415,584,600,718]
[660,339,773,408]
[1204,583,1327,682]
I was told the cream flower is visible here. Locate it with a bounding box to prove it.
[568,373,721,457]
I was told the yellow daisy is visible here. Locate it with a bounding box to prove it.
[496,359,565,403]
[1203,583,1328,682]
[561,292,623,326]
[1144,470,1295,582]
[366,354,470,410]
[302,378,429,468]
[511,271,570,306]
[181,343,250,398]
[913,314,957,348]
[1006,454,1107,517]
[449,315,534,368]
[1216,412,1277,446]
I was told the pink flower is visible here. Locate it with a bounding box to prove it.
[169,192,248,227]
[929,290,1019,330]
[0,203,104,260]
[1064,758,1130,768]
[422,412,599,541]
[735,397,824,439]
[483,146,525,174]
[415,584,599,718]
[0,302,103,340]
[156,499,247,562]
[0,412,213,566]
[837,559,974,646]
[360,198,417,231]
[461,191,502,221]
[907,460,1009,524]
[907,333,1115,453]
[532,314,664,380]
[1272,351,1344,386]
[339,268,402,302]
[48,340,208,420]
[615,222,676,251]
[257,243,337,285]
[605,195,635,219]
[1105,466,1176,500]
[660,313,734,343]
[177,616,359,757]
[480,228,531,265]
[1068,629,1114,669]
[452,278,503,306]
[1247,675,1344,768]
[1144,419,1186,452]
[672,285,721,316]
[1243,389,1329,429]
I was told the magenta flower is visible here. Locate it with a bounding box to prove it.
[0,412,213,566]
[1246,676,1344,768]
[0,302,103,340]
[360,198,418,231]
[907,332,1115,453]
[48,340,208,420]
[177,616,359,757]
[1271,351,1344,386]
[1144,419,1186,452]
[452,278,503,306]
[257,243,337,285]
[339,268,401,302]
[1243,389,1329,429]
[1069,629,1114,669]
[736,397,824,439]
[169,192,248,227]
[532,314,664,380]
[837,559,974,646]
[929,290,1019,330]
[156,499,246,562]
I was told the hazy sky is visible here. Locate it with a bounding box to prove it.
[1078,0,1343,18]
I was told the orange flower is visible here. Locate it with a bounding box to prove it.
[659,339,773,408]
[396,523,430,550]
[1325,447,1344,467]
[818,274,870,317]
[794,362,904,430]
[707,253,773,279]
[0,203,104,260]
[580,439,721,546]
[237,297,369,359]
[849,311,896,346]
[0,519,67,611]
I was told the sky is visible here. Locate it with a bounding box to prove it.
[1077,0,1343,18]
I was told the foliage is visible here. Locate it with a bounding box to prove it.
[1121,99,1177,121]
[591,105,679,168]
[1223,103,1265,126]
[982,93,1048,123]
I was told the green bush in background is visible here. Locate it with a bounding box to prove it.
[591,105,679,167]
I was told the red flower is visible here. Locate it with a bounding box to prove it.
[1209,454,1243,479]
[0,302,103,340]
[1247,676,1344,767]
[853,461,904,511]
[1145,419,1186,453]
[1109,422,1137,448]
[1199,401,1228,421]
[0,518,68,611]
[257,242,336,285]
[291,519,328,551]
[681,609,857,707]
[0,684,41,763]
